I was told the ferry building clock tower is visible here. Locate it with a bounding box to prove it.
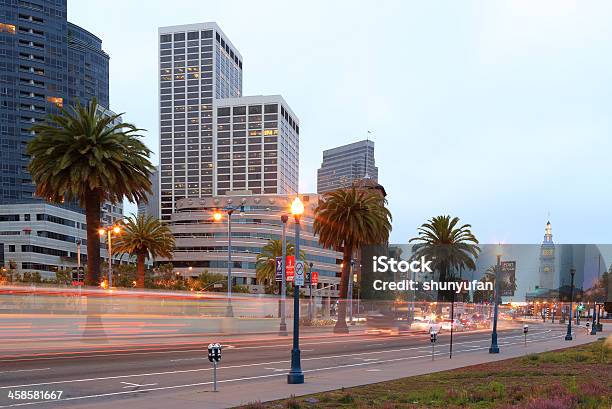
[538,221,555,290]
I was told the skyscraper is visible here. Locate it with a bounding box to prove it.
[158,23,299,221]
[317,139,378,193]
[0,0,109,204]
[0,0,115,276]
[158,23,243,221]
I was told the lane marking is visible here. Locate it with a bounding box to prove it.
[0,368,50,374]
[120,381,158,389]
[0,330,554,390]
[0,334,565,408]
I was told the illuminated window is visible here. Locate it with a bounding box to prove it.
[263,129,278,136]
[46,96,63,108]
[0,23,16,34]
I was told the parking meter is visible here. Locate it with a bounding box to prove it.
[430,330,438,361]
[207,343,222,391]
[523,324,528,346]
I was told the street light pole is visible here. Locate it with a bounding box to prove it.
[226,208,234,318]
[590,301,597,335]
[279,215,289,336]
[489,245,502,354]
[107,229,112,287]
[565,268,576,341]
[348,259,354,325]
[308,262,314,321]
[287,197,304,384]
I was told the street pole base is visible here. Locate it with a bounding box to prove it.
[225,305,234,318]
[590,328,597,335]
[278,322,288,336]
[287,371,304,384]
[489,346,499,354]
[564,334,573,341]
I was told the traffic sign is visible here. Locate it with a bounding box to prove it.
[294,260,305,286]
[286,256,295,274]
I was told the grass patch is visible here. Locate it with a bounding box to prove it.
[235,339,611,409]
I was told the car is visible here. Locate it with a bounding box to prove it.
[411,318,442,333]
[441,319,465,332]
[459,317,477,330]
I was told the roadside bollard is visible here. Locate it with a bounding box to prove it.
[523,324,528,347]
[430,330,438,361]
[208,343,222,391]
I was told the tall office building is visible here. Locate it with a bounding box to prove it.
[158,23,243,221]
[214,95,299,196]
[0,1,109,203]
[137,167,160,219]
[317,139,378,193]
[0,0,116,276]
[158,23,300,221]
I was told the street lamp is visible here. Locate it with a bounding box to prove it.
[279,214,289,336]
[590,301,597,335]
[489,243,502,354]
[99,224,121,287]
[212,204,244,317]
[308,262,314,321]
[287,196,304,385]
[565,267,576,341]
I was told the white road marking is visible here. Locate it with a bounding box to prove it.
[0,334,563,408]
[366,369,382,372]
[0,368,50,374]
[264,368,285,372]
[0,330,554,391]
[120,381,158,388]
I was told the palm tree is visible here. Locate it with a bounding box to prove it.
[314,187,392,333]
[255,239,304,292]
[27,99,154,285]
[113,214,175,288]
[409,215,480,303]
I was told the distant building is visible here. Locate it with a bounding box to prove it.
[317,140,378,193]
[158,193,342,297]
[138,167,159,219]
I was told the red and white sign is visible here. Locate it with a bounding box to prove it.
[311,272,319,285]
[286,256,295,282]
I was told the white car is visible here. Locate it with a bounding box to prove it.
[441,319,465,332]
[412,319,442,333]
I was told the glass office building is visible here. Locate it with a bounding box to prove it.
[0,0,109,204]
[317,139,378,193]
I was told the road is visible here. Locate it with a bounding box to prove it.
[0,321,568,408]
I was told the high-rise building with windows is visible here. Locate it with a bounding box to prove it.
[158,23,243,221]
[158,23,299,222]
[317,139,378,193]
[0,0,119,276]
[214,95,299,196]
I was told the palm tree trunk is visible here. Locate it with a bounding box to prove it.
[334,245,353,334]
[136,253,146,288]
[84,189,102,286]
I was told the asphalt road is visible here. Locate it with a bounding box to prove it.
[0,321,567,408]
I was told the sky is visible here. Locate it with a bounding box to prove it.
[68,0,612,244]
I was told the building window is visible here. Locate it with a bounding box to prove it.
[46,96,63,108]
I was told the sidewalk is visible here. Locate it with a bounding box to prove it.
[69,329,610,409]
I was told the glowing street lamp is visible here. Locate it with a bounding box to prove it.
[288,196,304,384]
[99,225,121,288]
[489,243,502,354]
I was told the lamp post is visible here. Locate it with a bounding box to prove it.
[213,205,244,318]
[348,259,355,325]
[596,303,603,331]
[98,225,121,288]
[287,196,304,384]
[489,244,502,354]
[279,214,289,336]
[565,268,576,341]
[308,262,314,321]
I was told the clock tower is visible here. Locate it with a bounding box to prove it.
[538,221,555,290]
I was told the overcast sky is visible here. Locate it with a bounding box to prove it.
[69,0,612,244]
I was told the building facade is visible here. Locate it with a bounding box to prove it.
[0,0,119,276]
[214,95,299,197]
[138,167,160,219]
[317,139,378,193]
[158,23,243,221]
[159,193,342,297]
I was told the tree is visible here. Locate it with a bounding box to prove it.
[27,99,154,285]
[314,187,392,333]
[255,239,304,293]
[409,215,480,303]
[113,214,175,288]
